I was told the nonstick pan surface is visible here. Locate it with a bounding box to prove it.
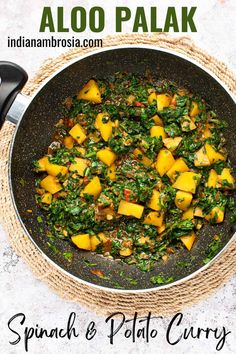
[6,46,236,290]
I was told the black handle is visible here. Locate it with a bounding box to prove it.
[0,61,28,129]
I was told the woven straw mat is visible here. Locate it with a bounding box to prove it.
[0,34,236,316]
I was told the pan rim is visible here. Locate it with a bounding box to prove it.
[8,44,236,293]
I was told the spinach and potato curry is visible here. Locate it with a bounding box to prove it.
[34,72,235,272]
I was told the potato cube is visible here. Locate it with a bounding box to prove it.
[202,123,212,139]
[189,101,200,117]
[157,224,166,234]
[166,158,189,182]
[156,94,171,111]
[180,231,196,251]
[148,189,161,211]
[205,143,225,164]
[180,116,196,131]
[207,169,218,188]
[138,236,150,244]
[133,148,152,167]
[41,192,52,205]
[77,79,102,104]
[107,163,116,181]
[205,206,224,223]
[175,191,193,211]
[97,148,117,166]
[182,207,194,220]
[148,92,157,104]
[76,147,86,156]
[97,232,108,243]
[90,235,101,251]
[194,146,211,167]
[194,207,204,218]
[119,248,133,257]
[71,234,91,250]
[46,160,68,177]
[69,123,87,144]
[37,156,48,172]
[156,149,175,177]
[172,172,201,193]
[143,211,164,227]
[69,157,89,176]
[152,114,163,126]
[89,131,103,142]
[150,126,167,139]
[118,200,144,219]
[81,176,102,199]
[63,136,74,149]
[217,168,235,189]
[163,137,182,152]
[40,175,62,194]
[95,113,112,141]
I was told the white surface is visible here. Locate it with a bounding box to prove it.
[0,0,236,353]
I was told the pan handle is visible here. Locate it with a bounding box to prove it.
[0,61,28,129]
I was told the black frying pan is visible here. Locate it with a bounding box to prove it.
[1,46,236,291]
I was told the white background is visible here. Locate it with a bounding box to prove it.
[0,1,236,353]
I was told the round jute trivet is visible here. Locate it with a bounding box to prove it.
[0,34,236,316]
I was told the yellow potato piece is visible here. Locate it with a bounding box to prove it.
[90,235,101,251]
[157,224,166,234]
[205,143,225,164]
[156,149,175,177]
[150,126,167,139]
[133,148,152,167]
[37,156,49,172]
[182,207,194,220]
[194,207,204,218]
[138,236,150,244]
[69,123,87,144]
[207,169,218,188]
[72,234,91,251]
[69,157,89,176]
[45,160,68,177]
[77,79,102,104]
[205,206,224,223]
[40,175,62,194]
[148,92,157,104]
[163,137,182,152]
[89,133,100,143]
[95,113,112,141]
[97,148,117,167]
[180,231,196,251]
[143,211,164,227]
[41,192,52,205]
[63,136,74,149]
[175,191,193,211]
[156,94,171,111]
[118,200,144,219]
[76,147,86,156]
[98,232,108,243]
[152,114,163,126]
[202,123,212,139]
[189,101,200,117]
[172,172,201,193]
[148,189,161,211]
[194,146,211,167]
[119,248,133,257]
[166,158,189,182]
[107,163,116,181]
[217,168,235,189]
[180,115,196,131]
[81,176,102,199]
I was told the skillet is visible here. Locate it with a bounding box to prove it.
[0,45,236,291]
